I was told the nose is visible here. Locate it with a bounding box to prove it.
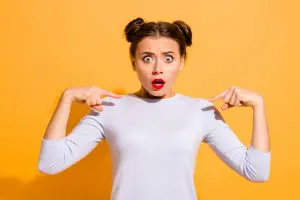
[152,59,163,75]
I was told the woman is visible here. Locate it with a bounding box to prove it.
[38,17,271,200]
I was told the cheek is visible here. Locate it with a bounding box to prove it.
[136,66,150,77]
[135,62,152,74]
[135,68,150,84]
[165,62,181,74]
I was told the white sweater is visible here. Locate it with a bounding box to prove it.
[38,93,271,200]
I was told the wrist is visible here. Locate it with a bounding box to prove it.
[252,96,264,110]
[61,89,74,103]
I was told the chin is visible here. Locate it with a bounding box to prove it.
[149,88,164,94]
[145,88,165,97]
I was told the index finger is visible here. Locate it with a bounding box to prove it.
[101,90,124,98]
[208,89,229,102]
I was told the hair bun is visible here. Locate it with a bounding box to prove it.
[124,17,145,42]
[173,20,192,46]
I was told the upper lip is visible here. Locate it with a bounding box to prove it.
[152,78,165,84]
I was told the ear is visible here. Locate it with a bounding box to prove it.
[179,57,184,71]
[131,59,136,71]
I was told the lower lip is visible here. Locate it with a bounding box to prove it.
[152,83,165,90]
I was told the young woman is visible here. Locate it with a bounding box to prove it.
[38,17,271,200]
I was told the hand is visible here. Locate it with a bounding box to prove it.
[208,86,264,110]
[63,86,123,112]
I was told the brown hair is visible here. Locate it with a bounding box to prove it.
[124,17,192,63]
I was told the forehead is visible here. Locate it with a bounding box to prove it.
[136,36,179,54]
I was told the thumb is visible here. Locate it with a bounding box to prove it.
[221,103,233,110]
[92,105,104,112]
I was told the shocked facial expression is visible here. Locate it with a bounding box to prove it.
[131,36,185,97]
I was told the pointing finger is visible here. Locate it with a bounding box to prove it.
[224,87,234,103]
[101,90,124,98]
[208,89,229,102]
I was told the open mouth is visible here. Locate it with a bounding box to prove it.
[151,78,165,90]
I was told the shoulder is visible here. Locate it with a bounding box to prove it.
[190,96,225,121]
[184,95,214,110]
[177,95,220,117]
[176,94,206,104]
[88,96,112,115]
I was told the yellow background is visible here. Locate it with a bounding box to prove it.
[1,0,299,199]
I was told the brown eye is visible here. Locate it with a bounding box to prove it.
[165,55,173,63]
[143,56,152,63]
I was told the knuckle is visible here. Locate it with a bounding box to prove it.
[96,98,102,104]
[90,100,95,105]
[87,87,97,96]
[86,98,91,106]
[91,86,97,92]
[89,85,97,92]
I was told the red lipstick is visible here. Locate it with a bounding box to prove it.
[151,78,165,90]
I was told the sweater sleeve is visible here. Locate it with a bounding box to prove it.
[37,108,106,175]
[201,100,271,182]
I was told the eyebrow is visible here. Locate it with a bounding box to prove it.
[140,51,175,56]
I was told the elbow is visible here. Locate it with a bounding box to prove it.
[247,172,270,183]
[38,161,63,175]
[243,166,271,183]
[243,148,271,183]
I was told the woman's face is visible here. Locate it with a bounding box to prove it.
[132,36,185,98]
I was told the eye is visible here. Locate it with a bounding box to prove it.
[165,55,173,63]
[143,56,152,63]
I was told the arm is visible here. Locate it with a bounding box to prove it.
[42,90,74,140]
[251,98,270,152]
[37,91,107,175]
[201,100,271,182]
